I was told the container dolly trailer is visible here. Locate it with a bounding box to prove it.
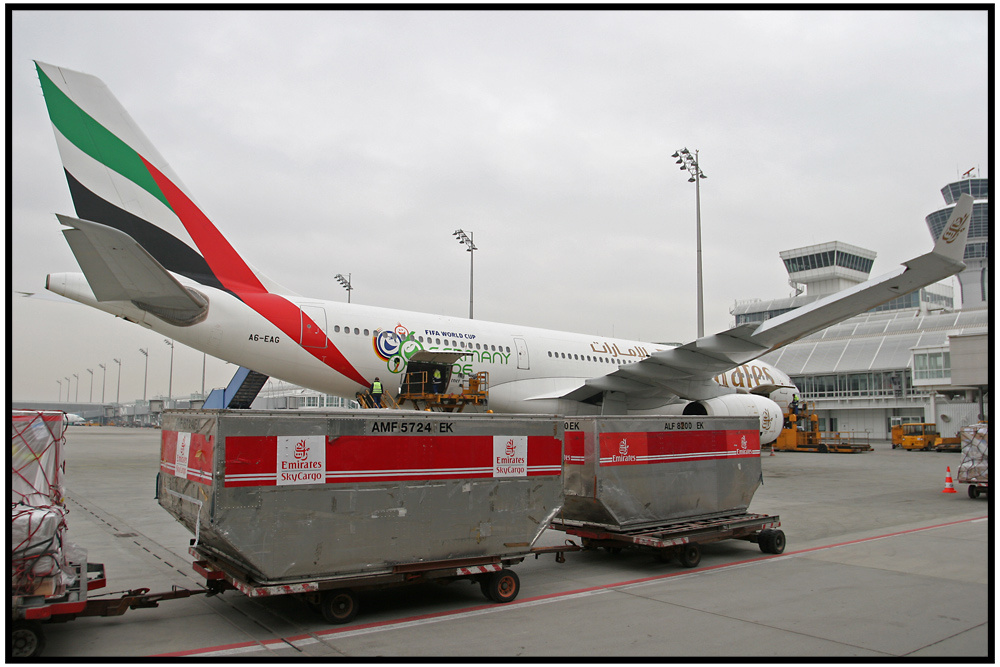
[551,511,784,568]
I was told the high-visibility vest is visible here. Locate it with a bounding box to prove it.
[433,370,442,380]
[372,381,383,394]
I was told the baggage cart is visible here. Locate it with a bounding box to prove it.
[551,511,784,569]
[11,561,205,658]
[157,410,566,623]
[957,423,989,498]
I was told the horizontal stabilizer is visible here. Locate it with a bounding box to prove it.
[58,214,209,325]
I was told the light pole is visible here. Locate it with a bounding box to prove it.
[453,229,477,319]
[139,348,149,401]
[164,339,174,403]
[113,359,121,404]
[99,364,106,403]
[73,373,79,402]
[334,273,353,303]
[87,368,94,402]
[672,148,707,338]
[57,380,62,402]
[64,377,71,403]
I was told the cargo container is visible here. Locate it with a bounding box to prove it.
[552,415,783,566]
[157,410,565,622]
[559,415,763,528]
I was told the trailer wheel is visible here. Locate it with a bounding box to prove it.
[485,569,520,603]
[320,589,359,625]
[769,530,786,554]
[11,620,45,658]
[968,485,980,499]
[678,543,701,568]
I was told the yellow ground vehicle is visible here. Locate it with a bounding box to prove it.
[891,423,941,450]
[773,401,871,453]
[932,435,961,452]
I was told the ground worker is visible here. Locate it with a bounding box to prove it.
[371,377,384,408]
[432,368,443,394]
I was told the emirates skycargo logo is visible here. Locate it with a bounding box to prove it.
[277,436,326,486]
[612,438,637,463]
[493,436,527,477]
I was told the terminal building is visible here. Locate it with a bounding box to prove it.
[736,176,990,440]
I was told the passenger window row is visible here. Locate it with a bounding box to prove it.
[333,325,370,336]
[415,336,511,354]
[546,351,637,365]
[331,325,511,354]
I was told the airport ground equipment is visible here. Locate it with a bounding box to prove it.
[157,409,565,623]
[190,544,571,624]
[775,402,872,453]
[10,410,204,657]
[203,366,269,409]
[11,560,205,658]
[552,512,784,568]
[551,415,783,566]
[957,423,989,499]
[560,415,764,527]
[932,435,962,453]
[891,422,942,450]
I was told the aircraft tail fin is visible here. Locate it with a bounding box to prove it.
[35,61,295,297]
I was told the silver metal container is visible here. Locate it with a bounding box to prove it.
[559,415,761,529]
[157,410,563,584]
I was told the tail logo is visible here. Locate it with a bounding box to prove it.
[942,213,970,244]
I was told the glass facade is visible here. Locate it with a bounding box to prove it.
[941,178,988,204]
[783,251,874,275]
[913,351,950,381]
[735,306,800,325]
[791,370,913,399]
[868,288,952,313]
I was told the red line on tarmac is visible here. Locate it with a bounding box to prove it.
[155,515,987,657]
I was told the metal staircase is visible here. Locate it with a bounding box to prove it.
[204,367,269,409]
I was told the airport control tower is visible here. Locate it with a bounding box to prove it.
[925,175,989,310]
[778,241,877,298]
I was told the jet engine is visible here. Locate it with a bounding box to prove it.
[682,394,784,444]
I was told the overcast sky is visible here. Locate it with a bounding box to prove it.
[9,8,989,404]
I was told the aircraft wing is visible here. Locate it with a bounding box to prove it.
[58,214,209,325]
[569,194,974,404]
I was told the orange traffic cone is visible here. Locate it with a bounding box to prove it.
[942,466,957,494]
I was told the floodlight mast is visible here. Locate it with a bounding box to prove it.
[139,348,149,401]
[672,147,707,338]
[334,273,353,303]
[453,229,477,319]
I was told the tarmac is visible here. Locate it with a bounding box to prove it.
[27,425,991,659]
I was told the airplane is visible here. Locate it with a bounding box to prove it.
[65,413,85,426]
[33,62,973,444]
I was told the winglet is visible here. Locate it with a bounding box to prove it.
[929,193,974,264]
